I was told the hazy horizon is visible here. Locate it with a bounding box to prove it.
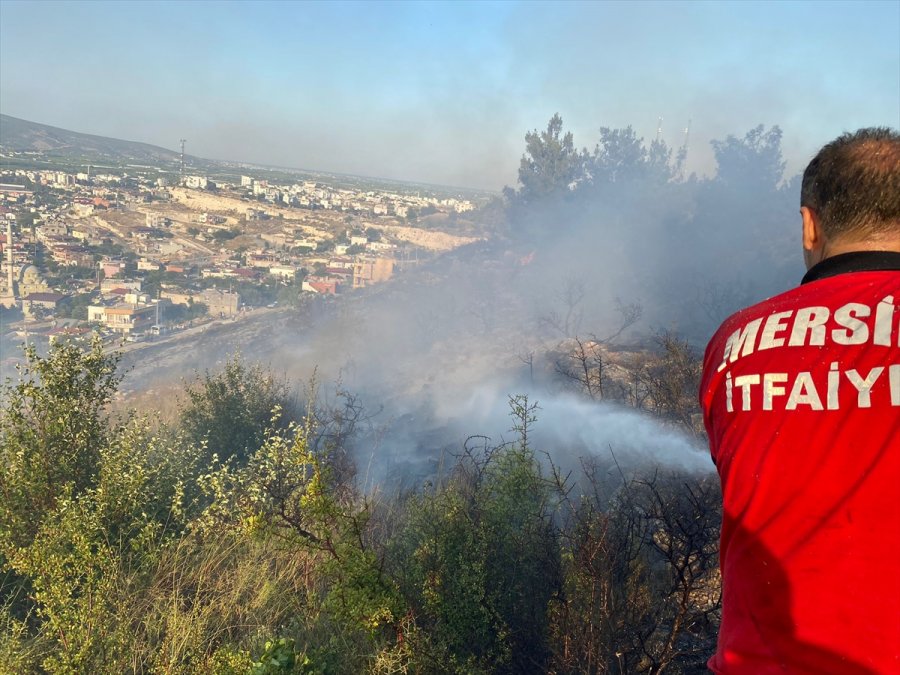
[1,0,898,190]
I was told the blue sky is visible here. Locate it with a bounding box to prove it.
[1,0,898,190]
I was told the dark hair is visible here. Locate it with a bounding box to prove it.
[801,127,900,240]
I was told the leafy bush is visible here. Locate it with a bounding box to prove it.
[0,343,719,673]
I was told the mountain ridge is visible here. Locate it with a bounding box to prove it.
[0,114,183,164]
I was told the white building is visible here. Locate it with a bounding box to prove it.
[184,175,209,190]
[146,213,171,228]
[269,265,297,280]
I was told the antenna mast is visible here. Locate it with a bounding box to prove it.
[655,116,663,143]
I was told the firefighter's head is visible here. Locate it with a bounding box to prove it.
[800,127,900,269]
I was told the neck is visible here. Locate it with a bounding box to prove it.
[818,236,900,263]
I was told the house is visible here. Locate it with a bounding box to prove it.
[146,213,171,228]
[184,176,208,190]
[48,243,93,267]
[101,278,141,294]
[88,302,156,334]
[269,265,297,280]
[327,257,354,269]
[247,253,278,268]
[158,290,191,307]
[367,241,395,252]
[73,203,94,217]
[302,279,338,295]
[22,292,66,318]
[352,257,395,289]
[201,289,240,317]
[233,267,261,281]
[101,260,127,278]
[324,267,352,281]
[36,221,69,240]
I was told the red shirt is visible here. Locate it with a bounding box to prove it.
[701,252,900,674]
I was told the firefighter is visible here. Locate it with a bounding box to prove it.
[700,128,900,674]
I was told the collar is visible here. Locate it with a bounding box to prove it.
[801,250,900,285]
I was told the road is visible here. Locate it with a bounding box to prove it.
[116,304,301,396]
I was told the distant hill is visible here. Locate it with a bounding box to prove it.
[0,114,182,165]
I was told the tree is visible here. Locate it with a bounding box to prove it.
[506,114,585,207]
[548,468,721,674]
[625,331,703,433]
[589,126,648,185]
[392,397,562,674]
[15,210,36,231]
[55,292,95,320]
[0,338,121,547]
[179,356,298,464]
[0,339,205,672]
[583,126,678,195]
[711,124,785,191]
[199,420,403,674]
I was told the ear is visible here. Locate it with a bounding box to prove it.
[801,206,821,252]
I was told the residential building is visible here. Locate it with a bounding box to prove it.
[302,278,338,295]
[88,303,156,334]
[184,176,208,190]
[352,257,395,289]
[201,289,240,317]
[101,278,141,294]
[22,291,66,318]
[269,264,297,280]
[101,260,127,278]
[146,213,171,228]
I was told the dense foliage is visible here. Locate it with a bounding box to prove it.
[0,341,719,674]
[504,116,800,342]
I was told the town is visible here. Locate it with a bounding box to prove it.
[0,157,486,362]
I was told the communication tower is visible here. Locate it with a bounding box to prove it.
[679,119,692,178]
[655,116,663,143]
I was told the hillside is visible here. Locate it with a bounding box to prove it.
[0,113,183,164]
